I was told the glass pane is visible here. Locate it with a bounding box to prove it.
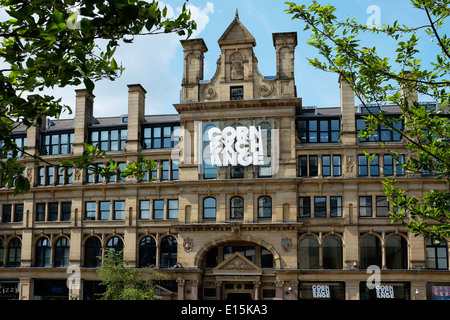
[110,130,119,140]
[100,131,109,141]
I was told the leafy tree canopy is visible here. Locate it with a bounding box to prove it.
[97,249,168,300]
[285,0,450,239]
[0,0,196,194]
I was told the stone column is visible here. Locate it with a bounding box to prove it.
[254,281,261,300]
[177,278,185,300]
[19,277,32,300]
[216,281,222,300]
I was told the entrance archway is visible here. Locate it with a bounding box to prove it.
[194,235,282,269]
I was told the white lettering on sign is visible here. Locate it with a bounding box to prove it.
[208,126,265,167]
[312,285,330,299]
[375,285,394,299]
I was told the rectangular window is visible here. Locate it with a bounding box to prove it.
[143,125,181,149]
[319,120,329,143]
[48,202,59,221]
[297,120,307,143]
[2,204,12,223]
[332,155,341,176]
[139,200,150,220]
[299,197,311,218]
[99,201,110,220]
[14,204,23,222]
[356,117,403,142]
[376,196,390,217]
[383,155,394,176]
[314,197,327,218]
[359,196,373,217]
[396,155,405,176]
[161,161,169,181]
[38,167,45,186]
[61,202,71,221]
[231,165,244,179]
[153,200,164,219]
[370,155,379,176]
[322,155,331,177]
[47,167,54,185]
[309,156,318,177]
[297,119,340,143]
[308,120,318,143]
[171,161,179,180]
[230,86,244,100]
[358,155,368,176]
[163,126,172,148]
[85,202,96,220]
[36,203,46,221]
[168,200,178,219]
[114,201,125,220]
[57,167,65,185]
[330,196,342,217]
[42,132,74,155]
[299,156,308,177]
[91,128,127,151]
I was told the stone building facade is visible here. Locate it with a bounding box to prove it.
[0,13,449,301]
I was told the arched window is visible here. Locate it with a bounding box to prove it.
[7,238,21,267]
[0,239,4,267]
[106,236,124,259]
[160,236,177,268]
[323,235,343,269]
[139,236,156,267]
[84,237,102,268]
[385,235,408,269]
[360,235,382,269]
[258,196,272,218]
[36,237,51,267]
[426,237,448,270]
[203,197,216,219]
[230,196,244,219]
[298,236,319,269]
[54,237,70,268]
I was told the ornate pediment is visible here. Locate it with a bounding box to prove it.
[213,251,262,275]
[218,10,256,47]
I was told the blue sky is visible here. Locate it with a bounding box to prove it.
[28,0,435,118]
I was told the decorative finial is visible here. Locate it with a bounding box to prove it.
[235,8,239,19]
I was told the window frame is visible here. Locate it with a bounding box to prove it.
[258,196,272,219]
[203,197,217,219]
[359,196,373,217]
[230,196,244,220]
[90,127,127,152]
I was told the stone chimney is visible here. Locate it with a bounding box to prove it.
[73,89,94,155]
[126,84,146,152]
[339,75,357,145]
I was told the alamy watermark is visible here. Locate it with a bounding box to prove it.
[366,5,381,29]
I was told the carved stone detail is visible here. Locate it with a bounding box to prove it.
[221,256,256,271]
[230,52,244,80]
[202,86,217,100]
[259,81,274,97]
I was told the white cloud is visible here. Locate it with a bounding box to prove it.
[185,2,214,37]
[39,2,215,119]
